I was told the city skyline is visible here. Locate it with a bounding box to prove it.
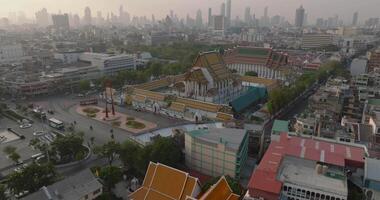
[1,0,380,24]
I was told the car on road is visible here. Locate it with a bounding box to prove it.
[77,93,85,97]
[19,123,32,129]
[33,131,45,136]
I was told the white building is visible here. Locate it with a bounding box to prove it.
[0,44,25,64]
[79,53,136,76]
[54,51,83,64]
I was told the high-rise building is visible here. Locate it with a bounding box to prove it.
[195,9,203,28]
[226,0,231,28]
[316,18,325,27]
[52,13,70,29]
[35,8,50,27]
[83,6,92,25]
[264,6,268,19]
[295,5,305,27]
[220,3,226,17]
[352,12,359,26]
[244,7,251,24]
[208,8,212,27]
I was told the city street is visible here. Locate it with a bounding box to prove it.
[0,94,187,177]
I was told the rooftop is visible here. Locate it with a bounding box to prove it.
[187,128,247,152]
[129,162,200,200]
[21,169,102,200]
[272,120,289,133]
[365,157,380,182]
[247,133,367,197]
[279,156,347,196]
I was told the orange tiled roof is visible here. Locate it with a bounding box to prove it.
[216,112,234,122]
[135,74,186,91]
[134,88,166,102]
[192,52,232,81]
[199,176,240,200]
[168,102,186,113]
[133,94,147,103]
[129,162,200,200]
[176,97,221,113]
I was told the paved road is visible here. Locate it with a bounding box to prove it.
[0,94,186,177]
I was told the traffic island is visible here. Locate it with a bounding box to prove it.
[76,105,157,134]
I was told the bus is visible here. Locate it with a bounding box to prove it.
[80,98,98,106]
[48,118,64,130]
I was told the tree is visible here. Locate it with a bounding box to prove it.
[119,140,142,170]
[3,146,20,164]
[50,133,84,163]
[149,62,163,78]
[93,141,121,166]
[7,162,57,195]
[78,80,91,92]
[99,166,123,192]
[0,184,7,200]
[202,176,242,195]
[134,137,182,174]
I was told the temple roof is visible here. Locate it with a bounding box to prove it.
[129,162,200,200]
[191,51,232,81]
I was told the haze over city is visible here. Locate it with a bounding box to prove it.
[1,0,380,200]
[1,0,380,23]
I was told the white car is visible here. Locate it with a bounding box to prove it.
[19,124,32,129]
[33,131,45,136]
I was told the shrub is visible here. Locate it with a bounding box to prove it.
[111,121,121,127]
[87,113,96,118]
[83,107,100,114]
[126,120,146,129]
[126,117,135,121]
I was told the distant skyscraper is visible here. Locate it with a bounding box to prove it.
[352,12,359,26]
[226,0,231,28]
[220,3,226,17]
[304,12,308,26]
[35,8,50,27]
[295,5,305,27]
[195,9,203,28]
[83,6,92,25]
[208,8,212,27]
[244,7,251,24]
[52,13,69,29]
[264,6,268,19]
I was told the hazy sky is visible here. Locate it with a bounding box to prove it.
[1,0,379,23]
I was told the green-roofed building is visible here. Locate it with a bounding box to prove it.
[185,127,249,179]
[230,87,267,113]
[271,120,289,140]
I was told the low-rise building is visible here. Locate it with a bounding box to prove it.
[185,128,248,179]
[302,34,333,49]
[21,169,102,200]
[79,52,136,76]
[245,133,367,200]
[363,158,380,200]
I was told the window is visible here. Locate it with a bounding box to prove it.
[93,188,101,195]
[284,186,288,191]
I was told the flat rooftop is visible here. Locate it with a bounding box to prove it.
[187,128,246,152]
[279,156,347,196]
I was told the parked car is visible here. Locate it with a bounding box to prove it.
[33,131,45,136]
[19,124,32,129]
